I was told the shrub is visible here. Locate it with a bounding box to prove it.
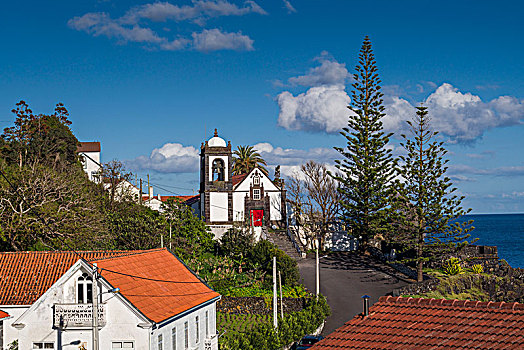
[443,258,463,275]
[471,264,484,274]
[218,296,330,350]
[248,240,299,288]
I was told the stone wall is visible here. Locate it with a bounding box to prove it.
[217,296,306,315]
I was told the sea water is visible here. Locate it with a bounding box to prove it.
[462,214,524,268]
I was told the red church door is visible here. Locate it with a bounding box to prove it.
[251,209,264,227]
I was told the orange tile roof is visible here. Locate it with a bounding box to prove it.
[311,296,524,350]
[0,310,9,319]
[0,250,144,305]
[94,248,219,323]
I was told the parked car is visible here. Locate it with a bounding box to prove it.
[291,335,325,350]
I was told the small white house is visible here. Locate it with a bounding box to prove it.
[0,249,220,350]
[77,142,102,183]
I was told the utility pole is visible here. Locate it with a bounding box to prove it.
[169,222,172,250]
[92,263,99,350]
[316,236,320,298]
[139,179,143,205]
[279,271,283,319]
[273,256,278,329]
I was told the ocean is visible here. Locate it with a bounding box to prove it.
[462,214,524,269]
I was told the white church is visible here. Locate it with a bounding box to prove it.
[198,130,287,238]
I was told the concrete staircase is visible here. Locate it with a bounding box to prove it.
[265,229,303,260]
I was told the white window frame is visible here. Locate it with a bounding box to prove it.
[32,342,55,349]
[171,327,177,350]
[253,176,260,185]
[253,189,261,200]
[184,321,189,349]
[195,316,200,344]
[205,310,209,338]
[158,334,163,350]
[77,272,93,304]
[111,341,135,350]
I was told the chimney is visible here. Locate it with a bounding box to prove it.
[149,186,153,200]
[362,295,370,316]
[158,193,161,200]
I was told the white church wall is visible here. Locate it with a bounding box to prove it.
[209,192,228,222]
[233,192,246,222]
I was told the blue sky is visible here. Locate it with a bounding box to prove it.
[1,0,523,213]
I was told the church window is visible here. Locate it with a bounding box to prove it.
[77,272,93,304]
[253,176,260,185]
[253,189,261,200]
[212,159,225,181]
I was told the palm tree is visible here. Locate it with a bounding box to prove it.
[232,145,268,175]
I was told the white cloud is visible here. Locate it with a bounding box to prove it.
[192,28,254,51]
[254,142,338,166]
[68,1,262,52]
[277,85,351,133]
[282,0,296,13]
[68,13,164,44]
[424,84,524,142]
[122,0,266,24]
[128,143,200,173]
[277,79,524,141]
[288,53,350,87]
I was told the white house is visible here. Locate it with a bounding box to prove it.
[198,130,287,239]
[0,249,220,350]
[77,142,102,183]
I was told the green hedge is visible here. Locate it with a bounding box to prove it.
[218,296,330,350]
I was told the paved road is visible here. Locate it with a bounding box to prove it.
[298,252,411,335]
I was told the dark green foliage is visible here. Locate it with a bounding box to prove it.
[160,197,214,260]
[219,225,255,260]
[393,105,475,281]
[105,202,165,250]
[333,36,396,246]
[2,100,79,168]
[248,240,299,288]
[218,296,330,350]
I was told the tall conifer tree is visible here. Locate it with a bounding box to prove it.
[395,105,475,282]
[334,36,396,246]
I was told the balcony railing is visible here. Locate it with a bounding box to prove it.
[53,303,106,329]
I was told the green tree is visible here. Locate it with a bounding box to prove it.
[333,36,396,246]
[160,197,213,260]
[2,101,79,169]
[0,161,106,251]
[394,105,475,282]
[232,145,267,175]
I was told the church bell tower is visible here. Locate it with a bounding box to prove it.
[199,129,233,227]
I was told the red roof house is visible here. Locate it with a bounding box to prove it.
[0,248,220,350]
[311,296,524,350]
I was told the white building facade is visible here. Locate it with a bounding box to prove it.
[0,249,220,350]
[77,142,102,184]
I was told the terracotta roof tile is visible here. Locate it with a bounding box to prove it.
[0,250,144,305]
[77,141,101,153]
[94,248,219,323]
[311,296,524,350]
[232,173,247,186]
